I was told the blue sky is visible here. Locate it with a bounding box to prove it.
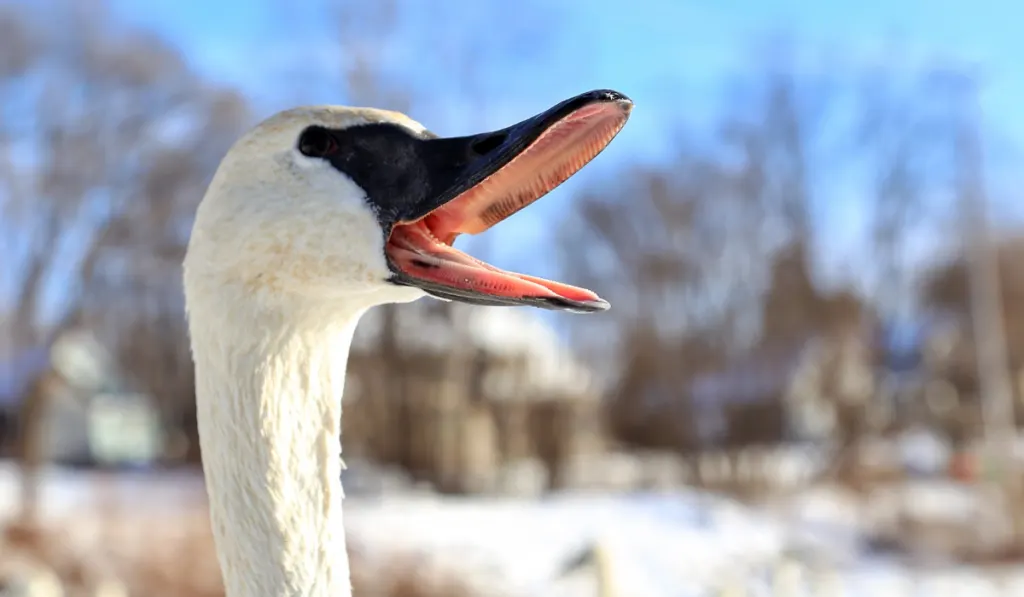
[104,0,1024,277]
[107,0,1024,144]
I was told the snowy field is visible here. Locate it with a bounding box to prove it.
[2,463,1024,596]
[346,493,1024,597]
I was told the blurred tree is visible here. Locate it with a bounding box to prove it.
[556,51,951,455]
[0,1,249,517]
[855,63,960,317]
[901,71,1022,441]
[559,56,854,451]
[556,155,733,449]
[923,238,1024,393]
[558,44,999,461]
[925,72,1024,548]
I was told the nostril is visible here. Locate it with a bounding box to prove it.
[470,132,507,156]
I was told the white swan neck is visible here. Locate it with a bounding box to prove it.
[189,295,365,597]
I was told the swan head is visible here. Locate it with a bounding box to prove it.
[184,89,632,313]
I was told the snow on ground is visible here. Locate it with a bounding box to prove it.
[346,491,786,596]
[3,462,1024,596]
[346,492,1024,597]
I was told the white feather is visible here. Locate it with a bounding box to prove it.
[183,105,428,597]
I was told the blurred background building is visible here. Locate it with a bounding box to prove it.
[2,0,1024,595]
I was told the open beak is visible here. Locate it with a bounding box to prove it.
[385,89,632,312]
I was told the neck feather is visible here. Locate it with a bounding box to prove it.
[188,290,366,597]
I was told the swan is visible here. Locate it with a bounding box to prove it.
[182,89,632,597]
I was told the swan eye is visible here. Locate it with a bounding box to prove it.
[298,127,338,158]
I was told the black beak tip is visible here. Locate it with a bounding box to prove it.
[542,296,611,314]
[578,298,612,313]
[585,89,633,111]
